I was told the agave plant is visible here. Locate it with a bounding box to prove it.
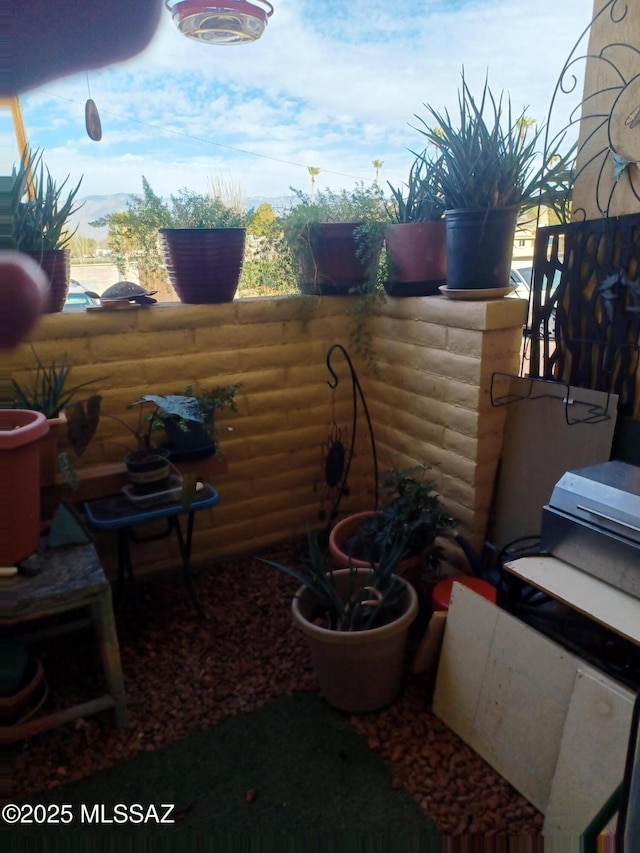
[387,151,447,223]
[261,528,409,632]
[412,72,575,220]
[13,149,83,251]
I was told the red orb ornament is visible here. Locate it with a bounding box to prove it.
[0,252,47,350]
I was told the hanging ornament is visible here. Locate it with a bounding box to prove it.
[165,1,274,45]
[85,98,102,141]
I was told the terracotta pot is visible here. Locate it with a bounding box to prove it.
[0,409,49,565]
[23,248,70,313]
[0,657,45,725]
[160,228,246,304]
[295,222,382,295]
[384,220,447,296]
[292,568,418,713]
[328,511,422,581]
[39,409,67,487]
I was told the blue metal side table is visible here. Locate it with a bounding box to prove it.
[83,483,219,618]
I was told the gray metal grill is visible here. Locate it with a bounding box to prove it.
[541,460,640,599]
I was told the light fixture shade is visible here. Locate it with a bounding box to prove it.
[166,0,274,45]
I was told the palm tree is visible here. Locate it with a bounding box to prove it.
[307,166,320,202]
[516,116,536,146]
[372,159,384,185]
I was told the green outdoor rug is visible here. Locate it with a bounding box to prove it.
[16,692,440,841]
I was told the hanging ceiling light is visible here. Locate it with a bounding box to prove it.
[165,1,274,45]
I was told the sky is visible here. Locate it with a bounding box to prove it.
[9,0,595,207]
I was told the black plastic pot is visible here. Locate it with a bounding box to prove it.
[125,449,171,495]
[444,207,519,290]
[163,408,215,462]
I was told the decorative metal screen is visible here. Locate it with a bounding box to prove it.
[526,213,640,416]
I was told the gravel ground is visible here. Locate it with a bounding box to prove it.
[10,543,543,837]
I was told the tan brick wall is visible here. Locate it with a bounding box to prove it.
[6,294,526,577]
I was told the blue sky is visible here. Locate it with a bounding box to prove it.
[9,0,594,204]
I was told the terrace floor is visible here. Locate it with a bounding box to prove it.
[10,543,543,837]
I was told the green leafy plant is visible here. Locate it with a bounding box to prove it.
[387,151,447,223]
[261,528,409,632]
[10,347,101,419]
[139,384,240,454]
[281,183,388,365]
[13,149,84,251]
[346,465,456,568]
[281,182,387,283]
[411,72,575,220]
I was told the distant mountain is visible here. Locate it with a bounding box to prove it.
[70,194,295,239]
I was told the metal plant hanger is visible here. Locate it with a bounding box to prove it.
[318,344,379,537]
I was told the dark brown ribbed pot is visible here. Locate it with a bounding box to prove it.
[160,228,246,304]
[23,248,70,313]
[384,220,447,296]
[295,222,382,295]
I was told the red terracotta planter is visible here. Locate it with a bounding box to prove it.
[328,511,422,582]
[384,220,446,297]
[295,222,382,295]
[0,410,49,565]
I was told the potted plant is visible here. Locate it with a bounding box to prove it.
[261,530,418,713]
[281,183,387,296]
[105,401,172,495]
[138,383,240,462]
[384,151,447,297]
[13,149,83,312]
[328,465,456,594]
[10,347,102,486]
[159,186,251,304]
[412,73,574,292]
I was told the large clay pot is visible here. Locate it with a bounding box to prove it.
[292,568,418,713]
[160,228,246,304]
[0,410,49,565]
[23,248,70,313]
[328,511,423,583]
[295,222,382,295]
[384,220,447,297]
[444,206,519,290]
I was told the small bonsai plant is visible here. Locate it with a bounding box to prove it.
[336,465,456,570]
[262,528,410,632]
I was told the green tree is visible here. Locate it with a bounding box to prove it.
[247,202,276,237]
[91,176,172,293]
[372,159,384,185]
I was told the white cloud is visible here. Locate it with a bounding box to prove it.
[15,0,594,203]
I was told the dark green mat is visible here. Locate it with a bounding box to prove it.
[16,693,440,841]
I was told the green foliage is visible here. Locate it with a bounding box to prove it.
[261,528,409,632]
[346,465,456,567]
[10,347,101,419]
[247,203,277,237]
[91,176,250,290]
[387,152,447,223]
[13,149,83,251]
[168,187,249,228]
[412,72,575,218]
[136,384,240,454]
